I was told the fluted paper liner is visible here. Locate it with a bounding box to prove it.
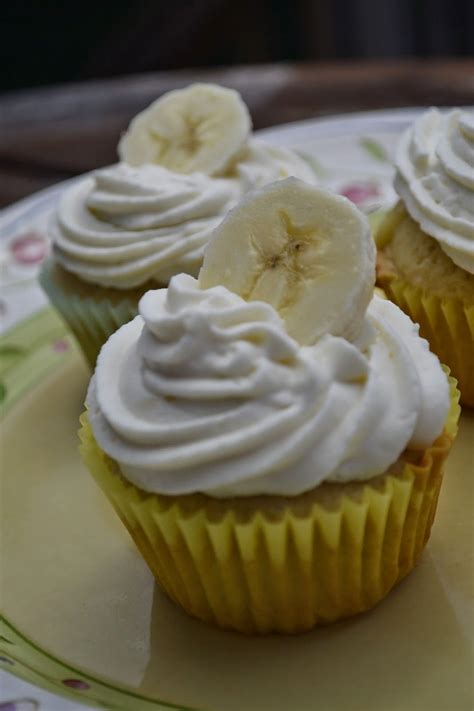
[377,270,474,407]
[79,377,459,634]
[39,259,152,366]
[376,205,474,407]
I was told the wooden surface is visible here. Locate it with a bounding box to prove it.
[1,59,473,208]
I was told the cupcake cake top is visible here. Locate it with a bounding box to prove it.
[87,179,450,497]
[394,108,474,274]
[51,83,314,289]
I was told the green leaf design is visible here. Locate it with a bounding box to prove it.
[294,150,327,177]
[0,344,26,378]
[0,344,25,357]
[359,137,388,162]
[0,382,6,403]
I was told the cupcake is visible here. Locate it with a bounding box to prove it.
[40,83,314,366]
[376,108,474,406]
[80,179,459,634]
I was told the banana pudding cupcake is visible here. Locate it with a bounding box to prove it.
[80,179,459,634]
[376,108,474,405]
[40,83,314,366]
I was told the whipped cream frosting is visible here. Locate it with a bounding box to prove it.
[395,108,474,273]
[87,274,449,497]
[51,164,240,288]
[51,144,315,289]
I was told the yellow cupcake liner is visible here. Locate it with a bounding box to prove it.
[377,268,474,407]
[79,378,459,634]
[39,259,149,367]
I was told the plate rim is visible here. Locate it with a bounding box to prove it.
[1,616,196,711]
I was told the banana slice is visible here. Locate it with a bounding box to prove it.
[118,83,251,175]
[199,179,375,344]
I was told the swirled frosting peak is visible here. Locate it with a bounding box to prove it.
[395,108,474,273]
[51,163,240,289]
[87,275,450,497]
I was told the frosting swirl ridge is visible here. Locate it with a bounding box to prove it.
[52,163,241,288]
[87,275,449,497]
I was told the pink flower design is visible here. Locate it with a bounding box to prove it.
[339,182,380,206]
[52,339,69,353]
[62,679,90,690]
[9,233,48,266]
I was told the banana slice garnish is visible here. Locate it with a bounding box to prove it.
[199,179,376,345]
[118,83,251,175]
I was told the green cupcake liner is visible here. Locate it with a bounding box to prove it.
[39,258,152,366]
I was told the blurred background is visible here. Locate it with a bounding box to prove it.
[0,0,473,207]
[2,0,474,90]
